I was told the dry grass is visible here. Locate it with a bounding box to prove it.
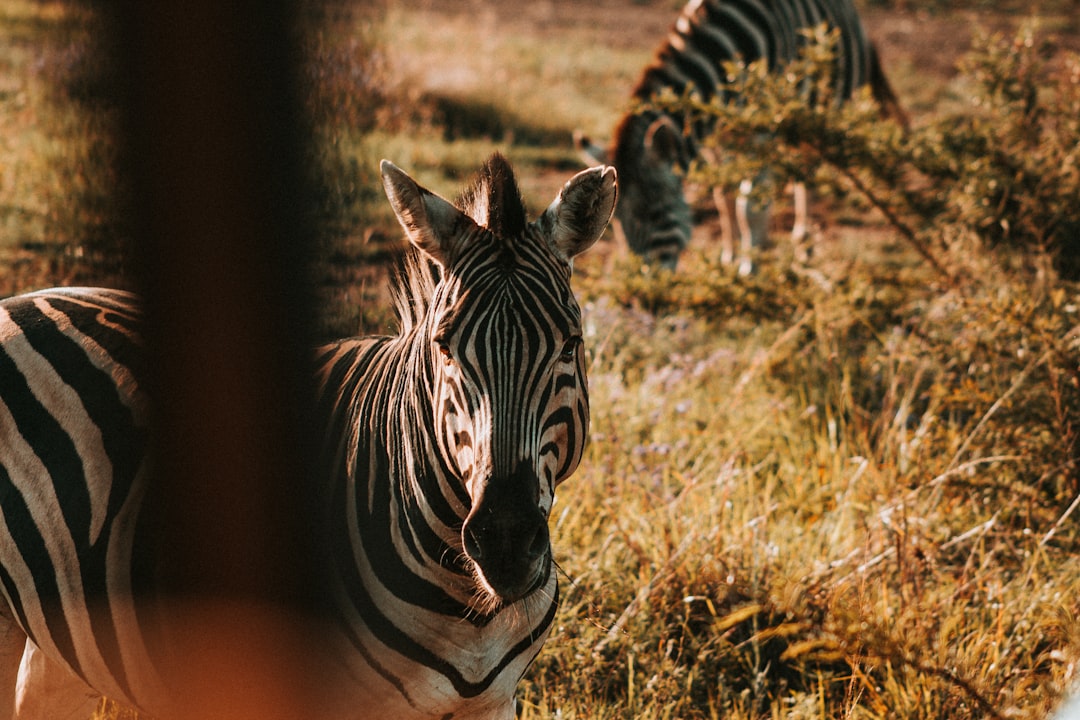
[0,0,129,290]
[521,246,1080,718]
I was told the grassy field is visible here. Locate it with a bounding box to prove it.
[3,0,1080,718]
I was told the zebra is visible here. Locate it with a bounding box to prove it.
[0,287,159,719]
[0,153,617,719]
[576,0,907,272]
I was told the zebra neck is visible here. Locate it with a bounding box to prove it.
[364,344,477,607]
[392,344,469,539]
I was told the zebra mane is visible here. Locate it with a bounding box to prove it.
[390,247,439,336]
[457,153,527,240]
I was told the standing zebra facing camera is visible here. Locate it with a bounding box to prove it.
[0,153,617,719]
[577,0,907,273]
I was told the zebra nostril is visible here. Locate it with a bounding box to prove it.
[526,521,549,561]
[462,513,548,567]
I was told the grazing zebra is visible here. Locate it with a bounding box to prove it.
[0,153,617,719]
[577,0,906,272]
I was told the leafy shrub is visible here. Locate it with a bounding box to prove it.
[302,0,415,135]
[659,24,1080,281]
[540,32,1080,710]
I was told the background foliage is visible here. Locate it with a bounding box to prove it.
[670,23,1080,281]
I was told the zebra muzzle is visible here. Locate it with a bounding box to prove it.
[461,466,550,603]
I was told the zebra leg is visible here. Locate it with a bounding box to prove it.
[0,614,25,720]
[712,185,736,265]
[14,640,100,720]
[791,181,810,263]
[735,179,770,276]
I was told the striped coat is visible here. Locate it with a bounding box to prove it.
[310,155,615,718]
[0,154,617,719]
[0,288,164,717]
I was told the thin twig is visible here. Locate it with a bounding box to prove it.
[853,653,1007,720]
[731,309,813,399]
[828,158,956,285]
[906,659,1008,720]
[592,533,694,657]
[948,350,1050,471]
[1040,491,1080,548]
[939,513,998,550]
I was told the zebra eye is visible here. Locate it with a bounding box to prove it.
[559,337,581,363]
[437,342,453,366]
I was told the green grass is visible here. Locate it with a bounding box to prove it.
[3,1,1079,719]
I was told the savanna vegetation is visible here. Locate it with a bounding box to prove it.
[2,0,1080,718]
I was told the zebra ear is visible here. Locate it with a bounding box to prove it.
[381,159,472,267]
[644,117,687,168]
[573,129,610,167]
[539,165,618,263]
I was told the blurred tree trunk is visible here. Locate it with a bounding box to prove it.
[112,1,327,717]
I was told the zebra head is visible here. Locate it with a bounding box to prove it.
[577,115,691,270]
[381,154,617,606]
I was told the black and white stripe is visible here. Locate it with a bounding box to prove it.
[0,288,165,717]
[311,154,615,718]
[578,0,905,270]
[0,154,616,719]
